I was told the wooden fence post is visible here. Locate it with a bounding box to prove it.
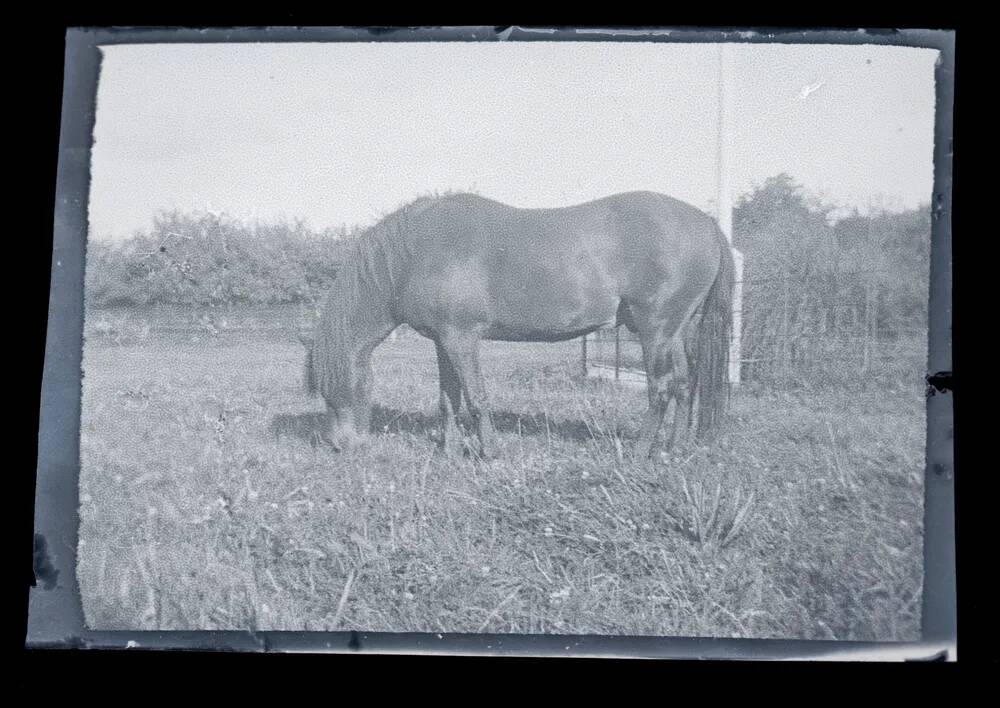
[729,248,744,386]
[781,272,791,386]
[614,326,621,381]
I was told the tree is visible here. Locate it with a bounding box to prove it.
[732,174,931,387]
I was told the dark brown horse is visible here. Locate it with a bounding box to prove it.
[303,191,734,458]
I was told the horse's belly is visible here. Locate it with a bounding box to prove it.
[484,298,619,343]
[483,324,608,343]
[401,252,622,342]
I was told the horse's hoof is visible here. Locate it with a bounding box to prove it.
[472,447,498,462]
[331,433,368,452]
[436,440,461,457]
[460,444,491,461]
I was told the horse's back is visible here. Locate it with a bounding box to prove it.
[413,190,719,252]
[397,191,724,340]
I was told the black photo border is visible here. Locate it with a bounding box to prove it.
[29,26,956,660]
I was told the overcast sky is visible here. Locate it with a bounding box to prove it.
[88,41,939,241]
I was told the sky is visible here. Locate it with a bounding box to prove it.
[88,41,940,241]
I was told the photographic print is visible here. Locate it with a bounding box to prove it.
[38,30,952,651]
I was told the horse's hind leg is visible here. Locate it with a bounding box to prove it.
[633,302,698,459]
[635,333,671,460]
[664,333,692,450]
[620,300,670,456]
[434,340,463,454]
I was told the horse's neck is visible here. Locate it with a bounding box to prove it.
[330,286,396,359]
[357,319,395,361]
[328,234,408,356]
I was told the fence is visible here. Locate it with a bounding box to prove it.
[580,271,928,390]
[86,272,927,392]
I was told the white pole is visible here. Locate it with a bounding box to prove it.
[717,43,744,387]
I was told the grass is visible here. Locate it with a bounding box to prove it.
[78,310,926,639]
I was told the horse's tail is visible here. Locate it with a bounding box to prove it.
[691,234,735,439]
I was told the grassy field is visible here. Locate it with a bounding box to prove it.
[78,310,926,640]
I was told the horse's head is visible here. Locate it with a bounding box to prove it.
[299,331,372,451]
[323,372,373,452]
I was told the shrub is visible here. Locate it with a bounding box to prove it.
[86,211,354,308]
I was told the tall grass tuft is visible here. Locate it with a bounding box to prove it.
[677,472,757,552]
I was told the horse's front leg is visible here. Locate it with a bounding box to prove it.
[440,333,495,459]
[434,340,463,455]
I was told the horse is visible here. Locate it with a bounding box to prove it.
[301,191,734,459]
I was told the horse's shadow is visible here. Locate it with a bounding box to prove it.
[269,404,627,445]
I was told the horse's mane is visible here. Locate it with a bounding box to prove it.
[308,195,445,401]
